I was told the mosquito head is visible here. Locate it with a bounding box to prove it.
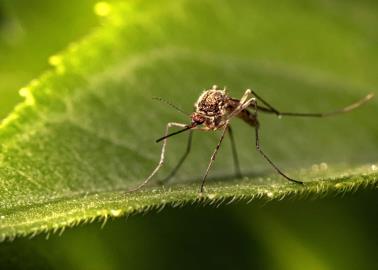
[155,112,206,143]
[191,112,206,126]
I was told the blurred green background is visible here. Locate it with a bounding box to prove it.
[0,0,377,269]
[0,0,98,119]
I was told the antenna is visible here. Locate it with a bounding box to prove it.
[152,97,189,116]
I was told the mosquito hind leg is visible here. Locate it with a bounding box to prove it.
[128,122,187,192]
[251,99,303,185]
[159,130,193,185]
[250,90,281,115]
[250,90,374,117]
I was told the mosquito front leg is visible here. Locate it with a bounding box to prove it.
[128,122,187,192]
[251,99,303,185]
[160,130,193,185]
[227,125,241,178]
[200,122,229,193]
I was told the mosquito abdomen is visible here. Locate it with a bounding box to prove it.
[237,109,258,127]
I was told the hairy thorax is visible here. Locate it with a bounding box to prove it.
[193,88,238,130]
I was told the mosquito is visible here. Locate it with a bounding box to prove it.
[129,85,374,193]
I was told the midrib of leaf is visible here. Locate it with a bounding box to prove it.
[0,0,377,241]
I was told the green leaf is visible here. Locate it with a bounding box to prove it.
[0,0,377,241]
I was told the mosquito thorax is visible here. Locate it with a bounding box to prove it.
[192,86,234,130]
[194,87,229,117]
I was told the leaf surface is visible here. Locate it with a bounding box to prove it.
[0,0,377,240]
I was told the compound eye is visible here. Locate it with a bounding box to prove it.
[196,118,205,125]
[192,114,205,125]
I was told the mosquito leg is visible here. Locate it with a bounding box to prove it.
[250,90,281,115]
[250,90,374,117]
[251,100,303,185]
[200,123,229,193]
[128,122,187,192]
[240,89,253,104]
[227,89,255,119]
[159,130,193,185]
[227,125,242,178]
